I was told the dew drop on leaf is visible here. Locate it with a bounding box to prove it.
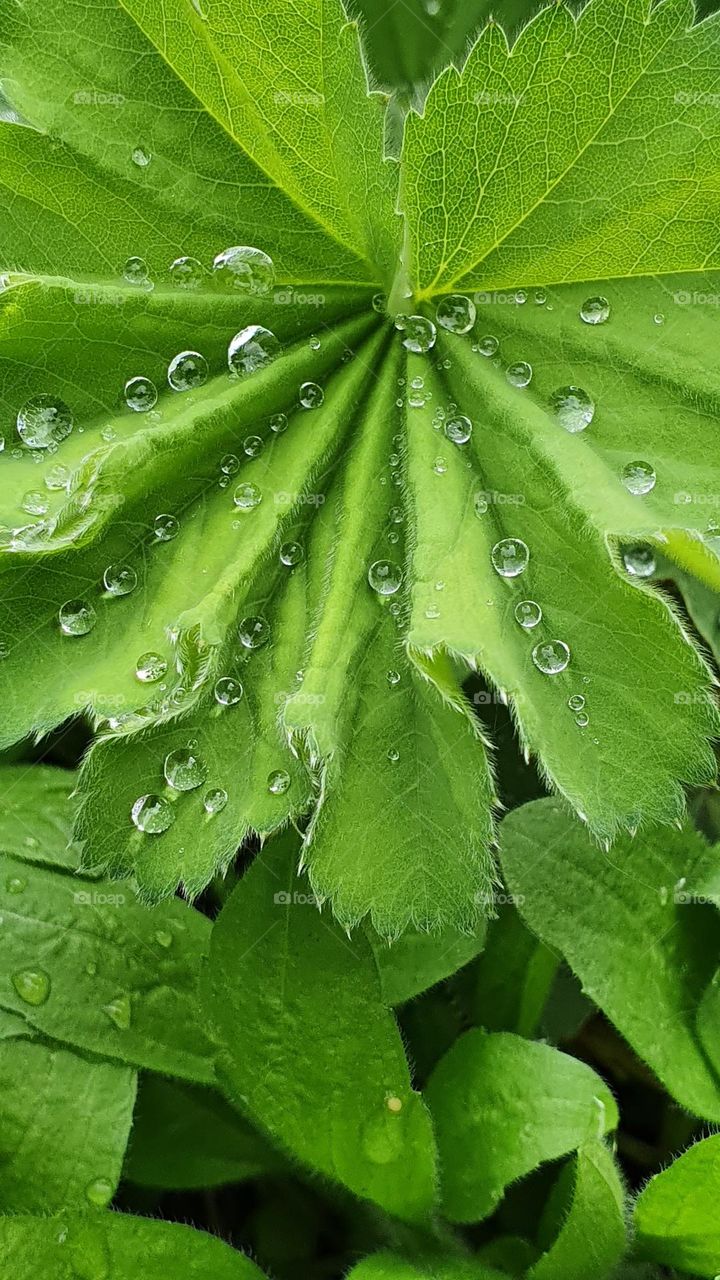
[576,712,589,727]
[212,245,275,294]
[233,482,262,511]
[477,335,499,357]
[436,294,477,335]
[153,513,179,541]
[58,599,96,637]
[243,435,264,458]
[21,490,49,516]
[169,255,204,288]
[220,454,240,475]
[280,541,304,566]
[568,694,586,711]
[267,770,291,795]
[228,325,280,377]
[580,295,610,325]
[45,464,71,491]
[269,413,288,434]
[239,615,271,649]
[550,386,595,433]
[515,599,542,629]
[399,315,437,353]
[17,395,74,449]
[124,376,158,413]
[491,538,530,578]
[386,670,401,686]
[506,361,533,388]
[621,460,656,496]
[532,640,571,675]
[515,289,528,305]
[6,876,25,894]
[168,350,208,391]
[131,146,151,168]
[368,560,403,596]
[85,1176,114,1207]
[103,564,137,597]
[214,676,243,706]
[131,794,175,833]
[164,749,208,792]
[12,968,51,1006]
[372,292,386,314]
[444,415,473,444]
[123,256,150,286]
[387,748,400,763]
[623,546,656,578]
[299,381,325,409]
[534,289,547,305]
[135,652,168,683]
[102,994,132,1031]
[203,788,228,814]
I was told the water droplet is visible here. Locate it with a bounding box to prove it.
[515,599,542,629]
[580,295,610,325]
[425,604,440,619]
[168,350,208,391]
[154,930,173,949]
[228,325,280,377]
[169,256,204,289]
[12,968,51,1006]
[153,513,179,541]
[478,335,499,357]
[506,361,532,388]
[433,457,447,475]
[131,146,151,168]
[368,560,403,596]
[220,453,240,476]
[85,1175,115,1208]
[243,435,264,458]
[372,293,386,314]
[550,386,595,433]
[269,412,287,434]
[124,375,158,413]
[233,482,262,511]
[491,538,530,578]
[268,769,291,795]
[123,256,150,286]
[623,546,656,578]
[214,676,243,706]
[568,694,585,712]
[444,415,473,444]
[621,460,656,496]
[6,876,26,894]
[59,599,96,637]
[515,289,528,305]
[135,652,168,683]
[103,564,137,597]
[212,245,275,294]
[575,712,589,727]
[20,490,49,517]
[164,748,207,792]
[308,334,321,352]
[436,294,476,335]
[17,395,73,450]
[102,993,131,1031]
[534,289,547,305]
[239,616,271,649]
[386,670,401,686]
[203,787,228,814]
[131,794,175,833]
[387,748,400,763]
[45,464,71,491]
[389,506,404,524]
[399,315,437,354]
[532,640,571,675]
[653,312,665,325]
[280,541,304,566]
[299,381,324,409]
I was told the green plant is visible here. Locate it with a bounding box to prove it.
[0,0,719,1275]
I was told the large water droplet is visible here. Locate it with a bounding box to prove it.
[444,415,472,444]
[17,395,74,450]
[228,325,280,377]
[233,482,262,511]
[491,538,530,578]
[153,513,179,542]
[124,376,158,413]
[436,294,476,335]
[532,640,571,675]
[580,295,610,325]
[299,381,324,409]
[59,599,96,637]
[214,676,243,706]
[135,651,167,683]
[623,546,656,578]
[368,560,403,596]
[12,968,51,1006]
[131,794,175,833]
[213,246,275,294]
[550,386,595,433]
[164,748,207,792]
[239,616,271,649]
[168,350,208,391]
[102,994,131,1031]
[169,256,204,289]
[267,769,291,795]
[621,460,656,496]
[399,316,437,354]
[103,564,137,597]
[506,362,532,388]
[515,599,542,629]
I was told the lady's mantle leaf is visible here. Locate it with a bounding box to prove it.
[634,1134,720,1277]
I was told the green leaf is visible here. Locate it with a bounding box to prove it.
[0,1211,269,1279]
[0,851,214,1083]
[425,1028,617,1222]
[471,903,559,1036]
[204,833,438,1223]
[500,799,720,1119]
[346,1253,507,1279]
[367,916,487,1006]
[634,1134,720,1277]
[402,0,720,296]
[0,765,79,869]
[124,1076,285,1190]
[0,1032,136,1212]
[528,1142,626,1280]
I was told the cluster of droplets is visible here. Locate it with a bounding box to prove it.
[486,536,572,677]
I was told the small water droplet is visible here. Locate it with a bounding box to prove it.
[491,538,530,578]
[368,560,403,596]
[444,415,472,444]
[124,375,158,413]
[621,460,656,496]
[169,255,204,288]
[220,453,240,476]
[102,994,131,1031]
[44,464,71,491]
[506,361,532,388]
[17,395,73,449]
[398,315,437,354]
[653,312,665,325]
[59,599,96,637]
[233,481,262,511]
[568,694,585,712]
[532,640,571,675]
[267,769,291,795]
[123,256,150,286]
[477,335,499,357]
[299,381,324,409]
[269,412,288,434]
[21,490,49,516]
[168,350,208,391]
[103,564,137,597]
[135,652,168,683]
[623,546,656,578]
[575,712,589,727]
[515,599,542,629]
[515,289,528,305]
[550,386,595,433]
[239,616,270,649]
[131,146,151,168]
[228,325,280,377]
[6,876,26,894]
[534,289,547,305]
[433,457,447,475]
[203,788,228,814]
[280,541,304,566]
[164,748,207,792]
[386,670,401,686]
[153,513,179,541]
[213,245,275,294]
[436,294,476,335]
[214,676,243,706]
[372,293,387,314]
[12,968,51,1006]
[131,794,175,833]
[387,747,400,763]
[580,295,610,325]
